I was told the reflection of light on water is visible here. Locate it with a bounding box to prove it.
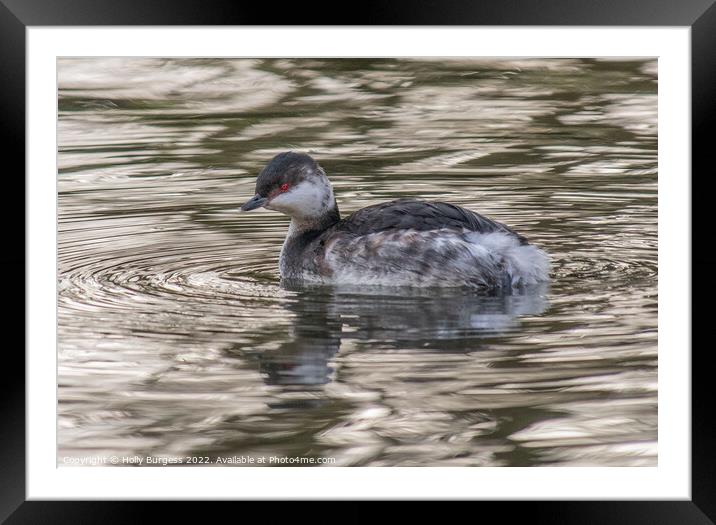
[57,57,657,467]
[58,57,295,112]
[558,94,658,137]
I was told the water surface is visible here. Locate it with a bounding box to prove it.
[58,58,657,466]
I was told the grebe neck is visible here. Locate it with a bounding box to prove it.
[279,205,340,278]
[286,204,341,239]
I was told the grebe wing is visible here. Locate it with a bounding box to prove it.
[338,199,528,244]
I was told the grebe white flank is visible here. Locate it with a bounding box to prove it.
[240,152,549,291]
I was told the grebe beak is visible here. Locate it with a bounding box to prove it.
[240,194,268,212]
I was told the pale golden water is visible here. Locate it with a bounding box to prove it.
[58,58,657,466]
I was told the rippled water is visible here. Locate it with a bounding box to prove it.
[58,58,657,467]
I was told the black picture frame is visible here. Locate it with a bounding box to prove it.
[3,0,713,522]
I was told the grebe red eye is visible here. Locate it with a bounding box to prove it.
[280,183,289,192]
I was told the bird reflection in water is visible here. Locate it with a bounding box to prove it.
[231,283,549,387]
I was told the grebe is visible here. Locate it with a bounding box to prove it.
[240,152,549,291]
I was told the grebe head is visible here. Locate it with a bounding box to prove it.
[240,152,337,224]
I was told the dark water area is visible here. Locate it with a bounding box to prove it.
[58,58,657,466]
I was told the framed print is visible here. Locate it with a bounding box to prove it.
[4,0,714,522]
